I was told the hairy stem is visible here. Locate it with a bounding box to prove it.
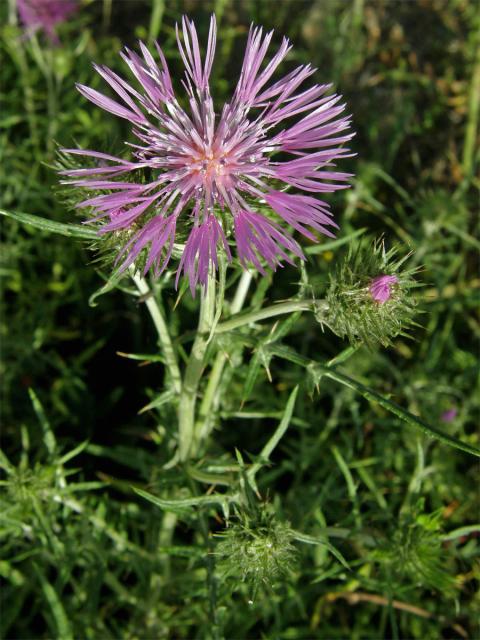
[131,272,182,394]
[195,271,253,445]
[178,272,217,461]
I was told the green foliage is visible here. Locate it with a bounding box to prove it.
[1,1,479,639]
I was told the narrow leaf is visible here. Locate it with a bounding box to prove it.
[0,208,97,239]
[88,270,125,307]
[305,227,367,254]
[138,389,176,414]
[34,568,74,640]
[247,386,298,481]
[290,529,350,569]
[28,389,56,456]
[267,346,480,458]
[133,487,234,511]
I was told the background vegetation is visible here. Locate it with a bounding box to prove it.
[1,1,479,638]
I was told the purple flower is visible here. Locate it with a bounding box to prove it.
[17,0,78,43]
[61,16,354,294]
[441,408,457,423]
[369,275,398,304]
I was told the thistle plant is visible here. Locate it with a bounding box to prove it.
[2,8,479,635]
[52,14,478,569]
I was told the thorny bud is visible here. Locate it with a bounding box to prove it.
[215,504,296,593]
[373,503,458,596]
[321,238,420,348]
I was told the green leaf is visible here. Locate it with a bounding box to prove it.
[138,389,176,414]
[34,567,74,640]
[88,270,126,307]
[441,524,480,541]
[0,450,14,474]
[28,388,56,456]
[242,347,268,405]
[116,351,166,363]
[305,227,367,254]
[133,487,234,513]
[58,441,89,466]
[0,208,97,239]
[247,385,298,482]
[290,529,350,569]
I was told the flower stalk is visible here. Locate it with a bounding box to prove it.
[195,270,253,446]
[178,270,218,461]
[215,299,319,334]
[131,270,182,394]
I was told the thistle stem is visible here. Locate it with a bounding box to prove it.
[215,299,316,334]
[131,272,182,395]
[462,31,480,179]
[195,271,253,445]
[178,271,217,461]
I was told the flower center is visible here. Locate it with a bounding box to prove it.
[191,148,228,179]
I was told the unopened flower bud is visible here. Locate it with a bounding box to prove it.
[323,239,420,348]
[215,506,296,590]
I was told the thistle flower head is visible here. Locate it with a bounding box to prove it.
[60,15,354,294]
[323,239,420,348]
[374,505,458,596]
[215,505,296,592]
[17,0,78,43]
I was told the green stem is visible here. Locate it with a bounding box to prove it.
[102,0,112,32]
[13,43,40,152]
[462,28,480,178]
[215,299,316,334]
[195,271,253,443]
[178,271,217,461]
[149,0,165,42]
[131,272,182,395]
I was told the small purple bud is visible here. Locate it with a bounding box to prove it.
[369,275,399,304]
[441,408,457,423]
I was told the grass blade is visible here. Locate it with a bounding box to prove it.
[28,388,56,456]
[34,567,74,640]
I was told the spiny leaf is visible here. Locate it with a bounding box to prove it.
[266,345,480,458]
